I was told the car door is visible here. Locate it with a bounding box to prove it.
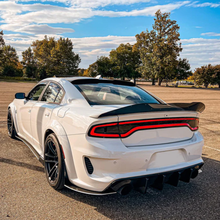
[16,83,47,144]
[30,82,65,155]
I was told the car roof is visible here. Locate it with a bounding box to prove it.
[42,76,92,83]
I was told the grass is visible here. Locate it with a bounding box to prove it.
[0,76,38,83]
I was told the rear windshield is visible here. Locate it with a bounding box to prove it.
[74,83,160,105]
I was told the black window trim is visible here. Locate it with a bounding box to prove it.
[38,80,66,105]
[26,81,49,101]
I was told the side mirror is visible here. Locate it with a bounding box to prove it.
[15,93,25,99]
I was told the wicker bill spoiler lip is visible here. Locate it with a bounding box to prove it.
[93,102,205,118]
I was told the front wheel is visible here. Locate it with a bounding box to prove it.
[7,109,16,139]
[44,133,65,190]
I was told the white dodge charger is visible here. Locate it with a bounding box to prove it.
[7,77,205,195]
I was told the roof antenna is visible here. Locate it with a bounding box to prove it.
[95,75,102,79]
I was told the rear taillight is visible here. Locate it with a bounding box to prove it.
[88,118,199,138]
[89,123,120,138]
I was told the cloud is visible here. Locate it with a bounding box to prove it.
[17,25,74,35]
[3,34,32,39]
[0,1,189,35]
[13,0,152,8]
[181,38,220,70]
[0,1,218,38]
[187,2,220,8]
[71,0,152,8]
[201,32,220,36]
[94,1,190,17]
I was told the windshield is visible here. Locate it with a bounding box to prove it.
[74,83,160,105]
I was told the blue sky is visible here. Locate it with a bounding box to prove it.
[1,0,220,70]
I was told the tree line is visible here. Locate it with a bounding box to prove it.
[194,64,220,88]
[0,32,81,80]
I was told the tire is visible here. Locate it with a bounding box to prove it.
[7,108,16,139]
[44,133,65,190]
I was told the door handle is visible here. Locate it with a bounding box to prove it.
[45,113,50,117]
[28,109,31,113]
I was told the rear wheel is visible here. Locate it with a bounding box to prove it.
[7,109,16,139]
[44,133,65,190]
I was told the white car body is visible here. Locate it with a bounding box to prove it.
[8,77,204,195]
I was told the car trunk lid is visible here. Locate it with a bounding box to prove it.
[118,111,199,147]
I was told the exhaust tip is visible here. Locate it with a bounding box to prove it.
[117,184,133,196]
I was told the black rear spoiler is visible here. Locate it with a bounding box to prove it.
[97,102,205,118]
[168,102,205,113]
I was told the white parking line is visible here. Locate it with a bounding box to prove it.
[204,145,220,152]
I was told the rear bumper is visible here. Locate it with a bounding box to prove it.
[65,162,204,195]
[65,131,204,192]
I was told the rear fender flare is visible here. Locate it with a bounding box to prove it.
[44,120,77,180]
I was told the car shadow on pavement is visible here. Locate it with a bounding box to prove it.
[59,156,220,219]
[0,157,45,173]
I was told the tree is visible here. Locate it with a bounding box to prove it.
[187,75,195,80]
[2,45,19,67]
[51,37,81,75]
[212,65,220,88]
[31,36,80,78]
[135,30,157,85]
[136,10,183,85]
[1,45,22,77]
[83,69,89,77]
[86,62,98,77]
[96,56,115,78]
[0,30,5,68]
[37,67,47,80]
[109,43,141,82]
[194,64,214,88]
[22,47,37,78]
[78,68,86,76]
[85,56,116,78]
[2,65,17,77]
[174,58,192,80]
[2,63,23,77]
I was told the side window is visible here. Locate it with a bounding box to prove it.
[41,82,64,103]
[28,84,46,101]
[55,89,64,103]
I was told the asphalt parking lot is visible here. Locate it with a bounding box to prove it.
[1,81,220,220]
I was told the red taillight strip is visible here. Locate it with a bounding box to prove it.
[120,123,198,138]
[89,123,120,138]
[89,118,198,138]
[119,118,198,125]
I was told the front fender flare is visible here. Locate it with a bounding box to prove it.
[8,102,19,133]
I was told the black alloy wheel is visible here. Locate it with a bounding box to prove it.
[44,133,65,190]
[7,109,16,138]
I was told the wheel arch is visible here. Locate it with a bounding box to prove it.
[43,121,77,181]
[8,102,18,134]
[8,103,15,115]
[44,129,54,143]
